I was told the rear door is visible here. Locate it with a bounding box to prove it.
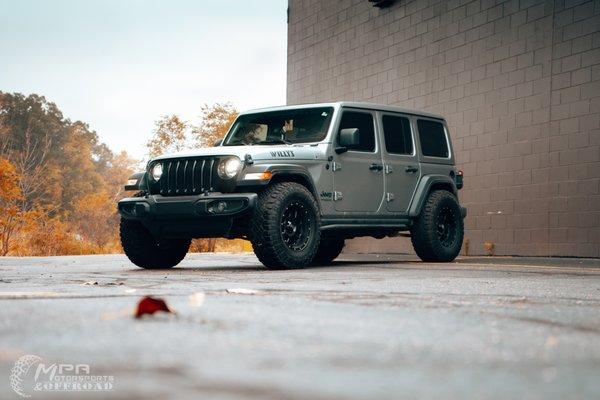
[332,109,384,212]
[380,112,420,213]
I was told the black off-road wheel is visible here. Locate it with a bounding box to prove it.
[120,218,191,269]
[250,182,321,269]
[312,237,345,265]
[410,190,464,262]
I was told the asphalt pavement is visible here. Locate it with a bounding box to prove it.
[0,253,599,400]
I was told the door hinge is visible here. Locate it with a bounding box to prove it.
[385,165,393,174]
[333,191,343,201]
[332,162,341,172]
[386,192,395,202]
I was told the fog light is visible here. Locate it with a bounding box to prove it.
[216,201,227,212]
[208,201,228,214]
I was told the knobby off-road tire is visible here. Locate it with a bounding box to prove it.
[410,190,464,262]
[251,182,321,269]
[312,237,345,265]
[120,218,191,269]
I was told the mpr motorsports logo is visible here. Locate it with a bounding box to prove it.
[10,354,114,397]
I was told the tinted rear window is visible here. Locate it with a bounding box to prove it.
[417,120,449,158]
[382,115,413,155]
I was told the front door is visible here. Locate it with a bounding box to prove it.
[332,109,384,212]
[379,113,420,213]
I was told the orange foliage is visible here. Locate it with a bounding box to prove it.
[15,208,100,256]
[190,238,252,253]
[193,103,238,147]
[0,158,23,255]
[0,158,21,201]
[1,92,139,255]
[147,115,187,158]
[72,191,119,248]
[0,93,245,257]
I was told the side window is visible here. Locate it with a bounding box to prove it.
[338,111,375,152]
[417,119,449,158]
[382,115,413,155]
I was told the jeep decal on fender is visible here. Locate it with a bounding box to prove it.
[270,150,295,158]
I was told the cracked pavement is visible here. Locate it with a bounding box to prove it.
[0,253,599,399]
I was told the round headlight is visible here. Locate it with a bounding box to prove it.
[151,163,163,181]
[217,157,242,179]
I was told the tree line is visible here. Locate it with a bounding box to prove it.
[0,92,238,256]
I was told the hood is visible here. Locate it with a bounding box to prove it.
[152,144,325,162]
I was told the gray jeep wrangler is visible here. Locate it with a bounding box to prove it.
[118,102,466,269]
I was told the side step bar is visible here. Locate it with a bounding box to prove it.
[320,218,411,231]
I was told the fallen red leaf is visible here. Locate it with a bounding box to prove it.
[134,296,173,318]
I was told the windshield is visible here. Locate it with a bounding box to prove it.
[223,107,334,146]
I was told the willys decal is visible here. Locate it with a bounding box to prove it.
[270,150,295,158]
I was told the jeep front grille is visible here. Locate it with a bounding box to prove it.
[148,157,220,196]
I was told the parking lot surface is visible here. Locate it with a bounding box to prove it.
[0,253,599,399]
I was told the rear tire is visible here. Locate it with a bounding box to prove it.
[410,190,463,262]
[312,237,345,265]
[120,218,190,269]
[250,182,320,269]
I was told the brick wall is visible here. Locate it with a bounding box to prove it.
[287,0,600,257]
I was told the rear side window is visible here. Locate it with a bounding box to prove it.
[382,115,413,155]
[338,111,375,152]
[417,119,449,158]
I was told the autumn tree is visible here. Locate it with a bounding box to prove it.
[0,92,238,256]
[104,151,140,201]
[0,158,23,255]
[72,191,118,248]
[19,210,93,256]
[192,103,238,147]
[60,121,105,213]
[0,105,10,156]
[147,115,188,158]
[0,92,137,255]
[0,93,59,211]
[145,104,238,157]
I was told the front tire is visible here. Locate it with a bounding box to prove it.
[410,190,464,262]
[120,218,190,269]
[250,182,320,269]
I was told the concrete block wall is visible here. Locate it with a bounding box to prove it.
[287,0,600,257]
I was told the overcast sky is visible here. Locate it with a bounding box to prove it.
[0,0,288,159]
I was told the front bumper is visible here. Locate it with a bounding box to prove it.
[118,192,257,238]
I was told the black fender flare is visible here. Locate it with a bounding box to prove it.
[267,165,320,204]
[408,174,458,218]
[124,172,148,191]
[236,164,321,200]
[239,163,321,210]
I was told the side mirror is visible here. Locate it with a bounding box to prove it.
[335,128,360,154]
[213,138,223,147]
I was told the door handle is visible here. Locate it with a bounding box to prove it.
[405,165,419,173]
[369,163,383,171]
